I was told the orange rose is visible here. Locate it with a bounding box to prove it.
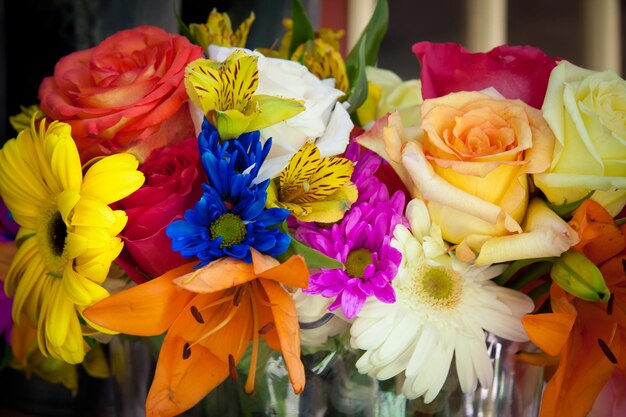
[39,26,203,162]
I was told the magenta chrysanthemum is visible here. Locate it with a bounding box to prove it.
[296,191,407,319]
[345,141,383,204]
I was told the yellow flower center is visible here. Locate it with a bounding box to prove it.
[345,248,372,279]
[38,203,69,278]
[415,265,462,309]
[210,213,246,248]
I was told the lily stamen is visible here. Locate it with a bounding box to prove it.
[245,284,260,395]
[258,322,275,335]
[598,338,618,364]
[228,354,238,381]
[607,293,615,315]
[233,285,245,306]
[188,302,240,350]
[195,295,235,313]
[182,342,192,360]
[190,306,205,323]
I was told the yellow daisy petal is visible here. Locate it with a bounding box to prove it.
[0,114,144,363]
[81,154,143,204]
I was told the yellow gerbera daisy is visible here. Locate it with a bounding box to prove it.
[0,116,144,364]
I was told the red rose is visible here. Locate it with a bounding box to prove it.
[115,137,204,283]
[412,42,558,108]
[39,26,203,162]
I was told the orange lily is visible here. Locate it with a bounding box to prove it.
[84,250,309,417]
[521,200,626,417]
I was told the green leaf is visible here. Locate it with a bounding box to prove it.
[510,261,554,291]
[546,190,595,218]
[173,3,201,46]
[278,222,344,270]
[345,0,389,81]
[616,217,626,226]
[289,0,315,57]
[346,36,369,116]
[494,257,556,286]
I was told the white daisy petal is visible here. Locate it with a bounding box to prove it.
[455,334,478,393]
[375,341,415,380]
[424,343,455,403]
[471,337,494,388]
[405,323,437,378]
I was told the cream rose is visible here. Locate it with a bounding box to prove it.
[358,90,579,264]
[190,45,353,181]
[534,61,626,215]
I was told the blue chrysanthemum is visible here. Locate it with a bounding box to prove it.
[167,122,290,266]
[198,119,271,191]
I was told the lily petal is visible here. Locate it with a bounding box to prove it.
[173,257,258,293]
[83,263,196,336]
[259,278,305,394]
[522,313,576,356]
[146,335,228,417]
[252,250,309,289]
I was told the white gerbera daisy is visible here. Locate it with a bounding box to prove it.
[349,199,534,403]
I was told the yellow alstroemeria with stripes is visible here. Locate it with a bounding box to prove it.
[292,39,349,93]
[189,8,255,50]
[266,142,358,223]
[185,50,305,140]
[0,115,144,364]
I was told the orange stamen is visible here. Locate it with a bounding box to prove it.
[228,354,238,381]
[233,285,245,306]
[196,295,234,313]
[188,302,239,350]
[244,284,260,394]
[258,322,275,335]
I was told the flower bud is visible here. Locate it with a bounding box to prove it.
[551,249,610,302]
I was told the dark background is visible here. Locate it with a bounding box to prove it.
[1,0,625,144]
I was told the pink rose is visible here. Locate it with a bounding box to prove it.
[115,137,203,283]
[39,26,203,162]
[412,42,559,108]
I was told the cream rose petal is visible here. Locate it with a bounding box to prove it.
[401,141,522,233]
[474,198,579,265]
[357,112,421,197]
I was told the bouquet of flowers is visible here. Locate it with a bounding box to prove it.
[0,1,625,416]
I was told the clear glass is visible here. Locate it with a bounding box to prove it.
[110,333,544,417]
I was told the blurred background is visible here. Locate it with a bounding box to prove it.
[0,0,624,143]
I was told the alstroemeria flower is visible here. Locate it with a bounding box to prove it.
[266,142,358,223]
[185,50,305,140]
[188,8,255,50]
[84,250,308,417]
[292,39,349,93]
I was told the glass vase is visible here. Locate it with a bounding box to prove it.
[209,332,545,417]
[107,332,544,417]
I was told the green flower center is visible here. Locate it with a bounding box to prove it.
[345,249,373,279]
[210,213,247,248]
[417,265,461,309]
